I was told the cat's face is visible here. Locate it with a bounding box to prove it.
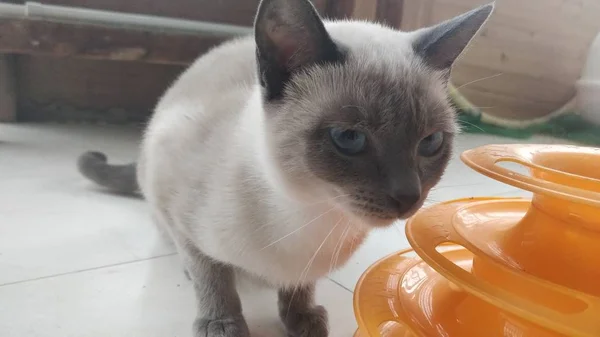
[255,0,493,227]
[270,60,455,226]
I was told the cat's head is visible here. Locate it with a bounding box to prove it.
[255,0,493,227]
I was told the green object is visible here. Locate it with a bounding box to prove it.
[449,84,600,146]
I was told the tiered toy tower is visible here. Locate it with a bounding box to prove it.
[354,144,600,337]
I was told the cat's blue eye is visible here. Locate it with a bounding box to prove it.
[329,127,367,155]
[418,131,444,157]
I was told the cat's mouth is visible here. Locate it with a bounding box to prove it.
[353,199,425,227]
[338,190,431,228]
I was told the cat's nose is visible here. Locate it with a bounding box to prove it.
[387,174,421,215]
[389,190,421,214]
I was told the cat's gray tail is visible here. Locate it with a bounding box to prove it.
[77,151,140,196]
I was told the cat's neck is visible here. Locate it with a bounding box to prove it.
[240,90,295,202]
[238,88,333,211]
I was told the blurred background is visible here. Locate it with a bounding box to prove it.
[1,0,600,131]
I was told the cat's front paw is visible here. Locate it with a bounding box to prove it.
[281,305,329,337]
[193,316,250,337]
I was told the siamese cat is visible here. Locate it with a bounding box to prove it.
[78,0,493,335]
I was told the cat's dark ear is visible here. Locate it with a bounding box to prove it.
[413,3,494,72]
[254,0,344,100]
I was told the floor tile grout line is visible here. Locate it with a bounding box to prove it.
[0,253,177,288]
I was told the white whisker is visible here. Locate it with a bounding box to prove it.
[259,206,336,251]
[459,119,485,132]
[300,216,344,283]
[330,220,352,274]
[395,222,404,238]
[251,194,349,234]
[455,73,503,90]
[286,216,344,318]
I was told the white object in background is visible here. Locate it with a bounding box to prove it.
[577,31,600,125]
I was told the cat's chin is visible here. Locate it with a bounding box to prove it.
[363,216,398,228]
[345,201,426,229]
[341,211,398,229]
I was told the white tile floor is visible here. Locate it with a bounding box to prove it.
[0,124,567,337]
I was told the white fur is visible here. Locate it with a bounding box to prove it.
[137,21,416,286]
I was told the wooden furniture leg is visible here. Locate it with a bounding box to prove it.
[0,55,17,122]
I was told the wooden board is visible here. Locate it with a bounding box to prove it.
[16,56,184,123]
[400,0,600,119]
[0,0,356,65]
[0,19,227,65]
[375,0,405,28]
[328,0,405,27]
[0,0,362,123]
